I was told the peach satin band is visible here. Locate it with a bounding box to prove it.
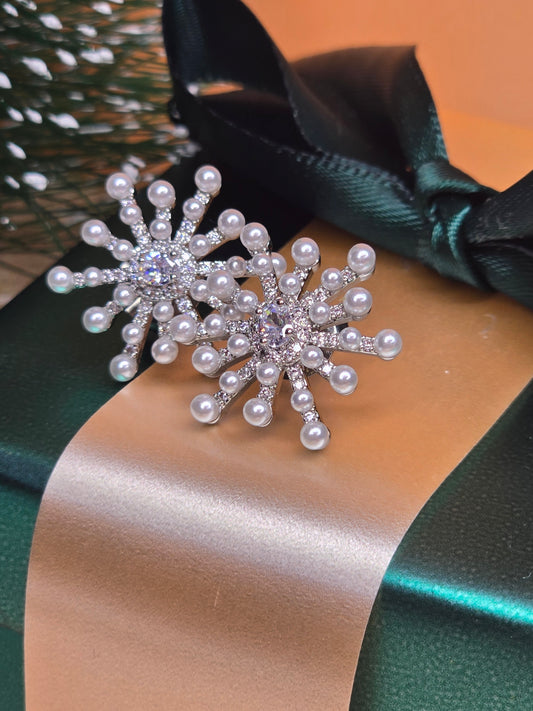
[25,223,533,710]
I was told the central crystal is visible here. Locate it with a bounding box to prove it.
[135,249,177,286]
[257,302,292,349]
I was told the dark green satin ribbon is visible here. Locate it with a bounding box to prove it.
[162,0,533,309]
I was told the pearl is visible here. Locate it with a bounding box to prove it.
[279,272,301,296]
[206,269,236,301]
[151,336,178,364]
[348,243,376,278]
[189,234,210,258]
[290,388,314,413]
[220,303,243,321]
[256,361,280,386]
[374,329,402,360]
[243,398,272,427]
[113,283,136,307]
[291,237,320,267]
[227,333,250,357]
[80,219,110,247]
[226,255,247,278]
[122,322,144,345]
[112,239,135,262]
[251,253,272,275]
[329,365,358,395]
[83,266,103,287]
[152,300,174,322]
[339,326,361,352]
[109,354,137,382]
[149,219,172,241]
[271,252,287,277]
[147,180,175,208]
[300,422,330,450]
[46,265,74,293]
[240,222,269,252]
[182,197,205,222]
[343,287,372,318]
[105,172,133,200]
[190,393,220,424]
[119,204,141,226]
[219,370,241,394]
[82,306,111,333]
[192,345,221,374]
[235,289,258,313]
[309,301,331,325]
[217,208,245,239]
[190,279,209,302]
[194,165,222,194]
[300,345,324,369]
[204,313,226,338]
[169,313,197,343]
[321,267,343,292]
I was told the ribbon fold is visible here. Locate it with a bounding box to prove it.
[162,0,533,309]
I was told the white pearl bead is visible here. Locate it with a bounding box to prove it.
[112,239,135,262]
[217,208,245,239]
[109,353,137,382]
[271,252,287,277]
[119,204,141,226]
[204,313,226,338]
[182,197,205,222]
[152,300,174,322]
[149,219,172,241]
[81,219,110,247]
[240,222,270,252]
[190,279,209,302]
[300,422,330,450]
[329,365,358,395]
[339,326,361,351]
[147,180,175,208]
[343,287,372,317]
[206,269,236,301]
[189,234,210,258]
[46,266,74,293]
[113,283,136,307]
[251,253,272,275]
[194,165,221,194]
[243,398,272,427]
[82,306,111,333]
[235,289,258,313]
[169,313,197,343]
[291,237,320,267]
[374,329,402,360]
[105,172,133,200]
[290,388,314,413]
[321,267,343,292]
[226,255,247,278]
[192,345,221,374]
[227,333,250,357]
[151,336,178,364]
[121,322,144,345]
[256,361,280,386]
[300,345,324,369]
[279,272,300,295]
[220,303,243,321]
[190,393,220,424]
[348,243,376,277]
[309,301,331,325]
[219,370,241,394]
[83,266,103,287]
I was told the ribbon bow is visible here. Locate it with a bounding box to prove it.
[163,0,533,309]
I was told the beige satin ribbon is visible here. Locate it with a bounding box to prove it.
[25,222,533,711]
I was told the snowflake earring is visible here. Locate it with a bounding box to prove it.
[189,229,402,450]
[46,165,248,381]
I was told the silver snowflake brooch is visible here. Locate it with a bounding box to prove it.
[46,165,249,381]
[188,227,402,450]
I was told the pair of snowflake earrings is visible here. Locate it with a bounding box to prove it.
[47,165,402,450]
